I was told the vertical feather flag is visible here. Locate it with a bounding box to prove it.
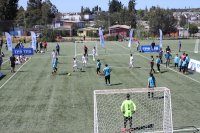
[30,31,36,50]
[128,29,134,48]
[99,28,105,48]
[5,32,13,51]
[159,29,163,48]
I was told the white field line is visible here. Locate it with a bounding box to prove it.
[148,127,200,133]
[0,57,32,89]
[2,59,9,64]
[114,42,200,84]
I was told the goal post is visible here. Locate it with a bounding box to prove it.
[94,87,173,133]
[74,41,98,57]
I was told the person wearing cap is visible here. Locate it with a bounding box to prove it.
[121,94,136,129]
[96,59,101,75]
[103,64,112,86]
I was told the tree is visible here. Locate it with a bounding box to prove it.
[41,0,58,25]
[128,0,136,28]
[0,0,19,32]
[25,0,43,28]
[15,6,25,27]
[189,23,198,36]
[108,0,123,13]
[148,7,177,35]
[25,0,58,28]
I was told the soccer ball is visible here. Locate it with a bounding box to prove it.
[68,73,71,76]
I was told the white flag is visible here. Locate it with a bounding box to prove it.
[5,32,13,51]
[30,31,36,50]
[159,29,163,48]
[128,29,134,48]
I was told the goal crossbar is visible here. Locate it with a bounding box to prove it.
[94,87,170,95]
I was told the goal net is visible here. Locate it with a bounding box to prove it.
[94,87,173,133]
[194,39,199,53]
[74,41,98,57]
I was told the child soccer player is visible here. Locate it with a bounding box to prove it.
[165,51,171,68]
[121,94,136,130]
[150,56,155,73]
[73,57,78,72]
[156,56,161,72]
[178,56,182,72]
[103,64,112,86]
[129,54,134,68]
[96,59,101,75]
[52,58,58,74]
[174,54,179,69]
[82,54,87,67]
[147,73,156,98]
[92,47,96,61]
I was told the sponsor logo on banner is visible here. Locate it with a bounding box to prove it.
[12,48,34,55]
[188,59,200,73]
[140,45,160,53]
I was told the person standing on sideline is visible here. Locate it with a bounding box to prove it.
[151,40,155,51]
[174,54,179,69]
[156,56,161,72]
[39,41,43,52]
[178,40,181,52]
[103,64,112,86]
[10,54,16,73]
[121,94,136,130]
[56,43,60,55]
[150,55,155,73]
[96,59,101,75]
[147,73,156,98]
[129,54,134,68]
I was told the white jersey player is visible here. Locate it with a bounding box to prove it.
[129,54,134,68]
[82,54,87,66]
[92,47,96,61]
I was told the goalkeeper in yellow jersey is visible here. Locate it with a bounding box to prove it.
[121,94,136,129]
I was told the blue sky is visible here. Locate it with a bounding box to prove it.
[18,0,200,12]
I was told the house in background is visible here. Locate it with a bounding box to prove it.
[109,25,130,37]
[77,27,98,37]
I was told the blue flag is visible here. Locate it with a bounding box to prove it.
[99,28,105,48]
[128,29,134,48]
[159,29,163,48]
[30,31,36,50]
[5,32,13,51]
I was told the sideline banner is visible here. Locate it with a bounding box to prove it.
[140,45,160,53]
[30,31,36,50]
[5,32,13,51]
[188,59,200,73]
[12,48,34,55]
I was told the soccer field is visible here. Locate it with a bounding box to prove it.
[0,39,200,133]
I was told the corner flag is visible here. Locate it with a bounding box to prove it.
[99,28,105,48]
[128,29,134,48]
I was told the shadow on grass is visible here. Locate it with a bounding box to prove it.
[0,75,6,80]
[160,70,168,73]
[111,83,123,86]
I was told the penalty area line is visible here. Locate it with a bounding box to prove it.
[0,57,32,90]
